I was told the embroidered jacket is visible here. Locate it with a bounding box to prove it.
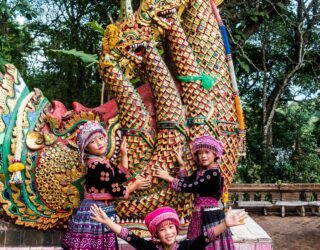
[170,168,223,200]
[118,227,217,250]
[84,156,130,200]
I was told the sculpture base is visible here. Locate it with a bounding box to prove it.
[0,215,272,249]
[118,214,272,250]
[230,215,272,250]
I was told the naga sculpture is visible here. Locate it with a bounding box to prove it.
[0,0,245,231]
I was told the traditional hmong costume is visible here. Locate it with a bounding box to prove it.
[62,121,130,250]
[117,207,218,250]
[170,136,235,250]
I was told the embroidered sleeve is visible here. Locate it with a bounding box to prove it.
[86,161,128,198]
[118,227,129,239]
[170,178,180,190]
[117,164,130,176]
[114,164,130,183]
[170,170,197,191]
[179,234,210,249]
[117,228,155,249]
[177,169,188,178]
[170,169,221,194]
[206,227,219,241]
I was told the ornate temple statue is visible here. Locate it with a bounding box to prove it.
[0,0,245,230]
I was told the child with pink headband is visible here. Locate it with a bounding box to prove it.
[155,135,235,249]
[91,205,247,250]
[62,121,150,250]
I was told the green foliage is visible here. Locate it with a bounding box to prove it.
[268,100,319,182]
[0,0,37,75]
[236,58,250,73]
[51,49,98,65]
[23,0,120,107]
[224,0,320,183]
[234,163,262,183]
[86,21,105,35]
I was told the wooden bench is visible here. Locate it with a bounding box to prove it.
[229,184,279,215]
[229,183,320,216]
[309,201,320,216]
[237,201,273,215]
[277,183,320,216]
[275,201,309,217]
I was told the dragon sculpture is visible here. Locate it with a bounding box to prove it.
[0,0,245,231]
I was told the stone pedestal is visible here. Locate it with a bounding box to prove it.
[0,214,272,249]
[118,214,272,250]
[0,220,64,249]
[231,215,272,250]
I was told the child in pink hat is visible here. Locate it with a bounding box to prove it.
[91,205,247,250]
[62,121,150,250]
[155,135,235,249]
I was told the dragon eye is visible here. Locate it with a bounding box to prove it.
[126,35,135,41]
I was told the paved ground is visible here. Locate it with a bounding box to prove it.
[251,214,320,250]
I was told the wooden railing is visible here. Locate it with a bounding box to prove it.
[229,183,320,202]
[228,183,320,216]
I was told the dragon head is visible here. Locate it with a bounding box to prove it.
[116,17,152,65]
[139,0,179,30]
[100,16,153,79]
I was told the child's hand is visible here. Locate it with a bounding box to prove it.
[174,146,185,167]
[90,204,109,224]
[120,136,127,155]
[155,167,174,182]
[225,207,248,227]
[133,178,150,191]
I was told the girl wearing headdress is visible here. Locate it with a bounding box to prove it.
[62,121,150,250]
[155,135,235,249]
[91,205,246,250]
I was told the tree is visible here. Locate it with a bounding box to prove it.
[0,0,37,74]
[25,0,119,107]
[222,0,320,179]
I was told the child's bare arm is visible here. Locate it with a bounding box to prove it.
[127,178,150,194]
[90,204,122,234]
[212,208,247,236]
[120,136,128,169]
[155,167,174,182]
[174,146,186,167]
[91,204,155,249]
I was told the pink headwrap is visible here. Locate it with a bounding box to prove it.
[191,135,224,161]
[76,121,107,164]
[145,207,180,242]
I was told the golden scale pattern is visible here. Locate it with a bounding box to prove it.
[115,43,194,219]
[143,46,183,122]
[35,142,83,211]
[182,0,239,187]
[101,63,155,175]
[166,19,220,138]
[0,67,77,229]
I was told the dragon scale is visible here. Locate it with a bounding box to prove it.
[166,19,219,138]
[100,60,155,173]
[111,24,194,218]
[181,0,241,188]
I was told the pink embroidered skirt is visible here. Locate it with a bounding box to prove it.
[188,197,235,250]
[61,199,118,250]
